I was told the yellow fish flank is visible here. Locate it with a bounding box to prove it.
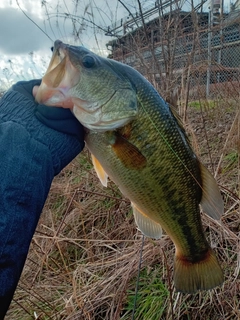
[36,40,224,293]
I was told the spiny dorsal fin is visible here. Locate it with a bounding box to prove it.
[91,154,108,187]
[199,162,224,219]
[131,202,162,239]
[169,105,190,144]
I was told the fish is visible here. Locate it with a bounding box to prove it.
[35,40,224,293]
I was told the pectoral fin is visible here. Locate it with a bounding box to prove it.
[91,155,108,187]
[199,163,224,219]
[132,203,162,239]
[111,134,147,170]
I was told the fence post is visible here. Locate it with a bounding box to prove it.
[206,7,212,98]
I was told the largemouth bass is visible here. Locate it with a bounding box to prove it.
[36,40,224,293]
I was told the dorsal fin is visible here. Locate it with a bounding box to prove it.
[131,202,162,239]
[199,162,224,219]
[169,105,190,144]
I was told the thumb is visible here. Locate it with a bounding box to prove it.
[32,85,39,98]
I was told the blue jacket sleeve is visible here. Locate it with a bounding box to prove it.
[0,86,84,317]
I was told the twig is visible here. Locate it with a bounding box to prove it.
[132,235,145,320]
[16,0,53,42]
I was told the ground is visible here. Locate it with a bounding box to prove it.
[6,97,240,320]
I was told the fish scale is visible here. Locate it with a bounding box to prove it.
[35,40,224,293]
[85,80,205,257]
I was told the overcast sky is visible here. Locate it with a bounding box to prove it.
[0,0,138,88]
[0,0,232,89]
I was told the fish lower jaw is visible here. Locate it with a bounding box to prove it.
[82,118,133,132]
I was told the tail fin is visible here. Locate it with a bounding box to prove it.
[174,248,223,293]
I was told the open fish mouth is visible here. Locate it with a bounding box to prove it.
[35,41,80,107]
[49,41,71,74]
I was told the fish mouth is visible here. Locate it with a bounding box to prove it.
[35,40,80,108]
[53,39,66,52]
[43,40,70,88]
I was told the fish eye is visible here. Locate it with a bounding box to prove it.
[82,55,95,68]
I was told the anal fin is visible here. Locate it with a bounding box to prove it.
[199,163,224,219]
[131,202,162,239]
[91,155,108,187]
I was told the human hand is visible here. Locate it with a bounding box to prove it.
[1,79,84,175]
[12,80,84,141]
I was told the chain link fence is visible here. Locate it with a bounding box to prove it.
[108,7,240,103]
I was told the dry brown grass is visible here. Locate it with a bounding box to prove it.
[6,98,240,320]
